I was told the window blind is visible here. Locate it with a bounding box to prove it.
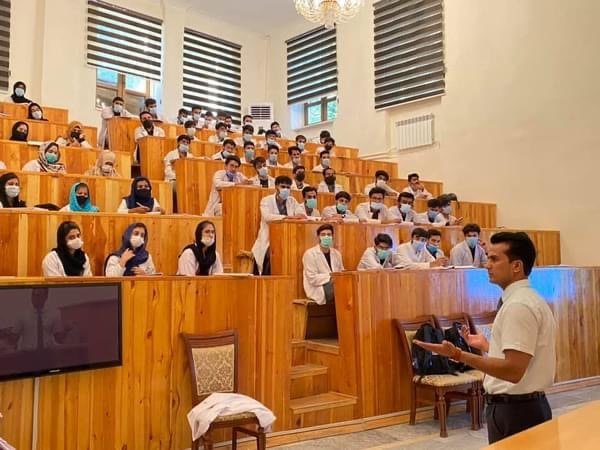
[287,26,337,105]
[87,0,163,81]
[182,29,242,123]
[374,0,445,110]
[0,0,10,91]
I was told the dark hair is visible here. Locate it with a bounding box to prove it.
[112,96,124,103]
[275,175,292,186]
[408,173,419,181]
[27,103,44,119]
[438,194,452,207]
[292,165,305,174]
[398,192,414,201]
[216,122,227,130]
[242,124,254,134]
[368,187,387,198]
[224,155,241,166]
[427,198,441,208]
[192,105,203,112]
[319,151,330,159]
[0,172,26,208]
[335,191,351,201]
[490,232,537,276]
[270,121,280,128]
[139,111,153,121]
[145,98,157,107]
[316,223,334,235]
[222,139,236,148]
[225,115,232,120]
[427,229,442,238]
[411,227,429,239]
[33,203,60,211]
[243,141,255,148]
[302,186,317,198]
[324,137,335,145]
[242,114,253,122]
[252,156,266,167]
[374,233,393,247]
[57,221,81,247]
[177,134,191,143]
[204,111,214,117]
[184,120,196,128]
[375,170,389,181]
[265,130,277,137]
[296,134,307,142]
[267,144,280,152]
[178,108,189,115]
[319,130,331,139]
[322,167,335,176]
[10,121,29,140]
[462,223,481,235]
[287,146,301,155]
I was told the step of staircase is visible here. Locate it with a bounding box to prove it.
[290,392,357,415]
[290,364,329,400]
[290,363,328,379]
[292,339,307,365]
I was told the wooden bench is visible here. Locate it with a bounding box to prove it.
[0,117,97,147]
[0,101,69,123]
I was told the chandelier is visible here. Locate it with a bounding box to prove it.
[294,0,364,30]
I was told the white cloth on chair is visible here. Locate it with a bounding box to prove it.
[187,392,276,440]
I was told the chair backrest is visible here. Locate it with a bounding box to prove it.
[181,330,238,404]
[467,310,497,344]
[433,312,471,331]
[393,315,436,379]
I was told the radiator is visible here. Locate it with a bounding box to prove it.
[396,114,435,150]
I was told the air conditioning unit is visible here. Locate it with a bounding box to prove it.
[248,103,273,134]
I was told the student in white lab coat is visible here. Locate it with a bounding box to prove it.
[393,227,448,269]
[143,98,164,122]
[270,121,284,139]
[211,139,237,161]
[190,106,205,129]
[134,111,165,142]
[249,156,275,188]
[204,156,251,216]
[177,220,224,276]
[164,135,195,182]
[449,223,488,267]
[363,170,399,197]
[235,124,255,147]
[42,221,93,277]
[317,167,343,194]
[319,136,336,157]
[414,198,446,226]
[437,194,463,226]
[357,233,394,270]
[104,222,156,276]
[402,173,433,199]
[240,141,256,164]
[98,96,130,149]
[355,187,391,223]
[260,130,281,150]
[175,108,189,125]
[321,191,359,222]
[292,165,308,191]
[251,175,304,275]
[312,150,332,173]
[302,224,345,305]
[183,120,200,141]
[117,176,165,214]
[387,192,417,225]
[208,122,229,144]
[295,134,308,153]
[266,145,282,168]
[283,146,303,169]
[426,228,447,260]
[295,186,321,218]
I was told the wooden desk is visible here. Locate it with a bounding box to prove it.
[349,174,443,198]
[106,118,184,154]
[304,142,359,159]
[137,136,204,180]
[0,117,97,147]
[0,102,69,123]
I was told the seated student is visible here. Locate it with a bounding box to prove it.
[319,136,336,156]
[449,223,488,267]
[356,187,390,223]
[42,221,93,277]
[266,145,282,167]
[283,146,302,169]
[251,175,303,275]
[204,111,216,129]
[363,170,399,196]
[117,176,165,214]
[164,135,195,182]
[235,124,255,146]
[99,96,131,149]
[249,156,275,188]
[177,220,224,276]
[6,81,31,103]
[85,151,120,177]
[27,102,48,121]
[358,233,394,270]
[190,105,204,128]
[295,134,307,152]
[387,192,416,225]
[105,223,156,276]
[321,191,359,222]
[393,227,448,269]
[426,228,446,260]
[208,122,229,144]
[134,111,165,159]
[438,194,463,226]
[211,139,237,160]
[403,173,433,199]
[176,108,189,125]
[55,121,93,148]
[414,198,444,226]
[224,114,237,131]
[242,114,253,127]
[291,165,307,191]
[184,120,200,141]
[312,150,332,173]
[143,98,163,121]
[302,224,344,305]
[0,172,27,208]
[22,142,66,173]
[241,141,256,164]
[316,130,330,153]
[216,111,227,124]
[260,130,280,149]
[296,186,320,218]
[60,182,100,212]
[204,155,251,216]
[10,121,29,142]
[270,121,283,138]
[317,167,342,194]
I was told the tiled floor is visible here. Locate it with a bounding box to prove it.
[275,385,600,449]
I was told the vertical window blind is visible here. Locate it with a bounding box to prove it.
[87,0,163,81]
[374,0,445,110]
[0,0,10,91]
[182,29,242,123]
[287,26,337,105]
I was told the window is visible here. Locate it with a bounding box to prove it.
[0,0,10,92]
[95,68,151,114]
[374,0,445,110]
[87,0,163,81]
[304,96,338,126]
[287,26,338,106]
[183,29,242,124]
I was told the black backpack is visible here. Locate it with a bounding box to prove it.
[411,323,455,377]
[444,322,474,372]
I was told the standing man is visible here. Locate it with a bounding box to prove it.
[414,232,556,444]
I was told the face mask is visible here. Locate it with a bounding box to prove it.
[244,121,253,126]
[268,154,278,164]
[466,237,479,249]
[426,244,439,255]
[321,158,331,168]
[292,157,301,165]
[186,128,196,138]
[305,198,317,209]
[377,249,391,260]
[412,240,426,253]
[370,202,383,211]
[201,236,215,247]
[5,185,20,198]
[258,167,268,177]
[324,175,336,185]
[267,139,276,145]
[278,188,290,200]
[243,134,253,142]
[218,131,227,139]
[32,111,43,120]
[15,87,25,97]
[101,164,113,174]
[113,104,123,114]
[336,202,347,213]
[46,153,58,164]
[70,130,81,139]
[225,171,236,180]
[193,113,202,121]
[136,188,151,199]
[76,195,88,206]
[442,205,452,214]
[142,119,153,129]
[149,106,157,114]
[13,131,27,141]
[427,210,439,221]
[376,179,387,187]
[178,116,187,123]
[67,237,83,250]
[179,144,189,154]
[222,150,233,158]
[245,149,255,161]
[400,203,412,214]
[320,235,333,248]
[295,172,305,182]
[297,142,305,151]
[130,235,144,249]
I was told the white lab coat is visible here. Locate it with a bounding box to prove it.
[282,161,301,169]
[393,242,434,269]
[402,185,433,199]
[134,125,165,141]
[312,163,327,173]
[355,202,390,222]
[291,181,308,191]
[251,194,299,274]
[317,181,342,194]
[42,251,93,277]
[387,206,416,224]
[208,134,226,144]
[302,244,344,305]
[249,175,275,188]
[357,247,393,270]
[204,170,248,216]
[98,106,132,149]
[427,246,446,260]
[117,198,162,214]
[164,149,198,181]
[55,136,93,149]
[449,241,488,267]
[294,203,321,218]
[211,151,231,161]
[105,254,156,276]
[177,248,224,275]
[364,182,399,196]
[413,211,446,227]
[321,205,359,222]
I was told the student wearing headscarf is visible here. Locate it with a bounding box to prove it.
[6,81,31,104]
[9,121,29,142]
[0,172,27,208]
[27,103,48,121]
[177,221,223,276]
[59,182,100,212]
[104,223,156,276]
[55,121,92,148]
[22,142,67,173]
[85,151,120,177]
[42,221,93,277]
[117,176,164,214]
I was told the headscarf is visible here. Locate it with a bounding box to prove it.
[67,182,99,212]
[37,142,66,173]
[10,81,31,104]
[107,223,149,276]
[61,121,84,142]
[27,103,47,121]
[53,221,87,276]
[87,151,120,177]
[123,176,155,210]
[10,121,29,141]
[181,221,217,275]
[0,172,26,208]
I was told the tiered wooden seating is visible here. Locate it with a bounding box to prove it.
[137,136,204,180]
[349,174,443,198]
[106,117,184,154]
[0,140,131,178]
[0,102,69,123]
[0,117,97,147]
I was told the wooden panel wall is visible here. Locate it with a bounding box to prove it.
[0,118,97,147]
[138,136,205,180]
[0,102,69,123]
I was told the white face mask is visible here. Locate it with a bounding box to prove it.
[5,185,20,198]
[411,240,425,253]
[32,110,43,120]
[67,237,83,250]
[113,104,123,114]
[201,236,215,247]
[218,131,227,139]
[101,164,113,174]
[130,235,144,249]
[186,127,196,137]
[400,203,412,214]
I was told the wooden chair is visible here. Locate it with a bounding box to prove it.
[181,330,266,450]
[466,310,497,347]
[393,316,483,437]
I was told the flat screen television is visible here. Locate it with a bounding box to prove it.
[0,283,122,381]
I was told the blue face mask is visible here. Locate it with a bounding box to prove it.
[258,167,268,177]
[412,240,426,253]
[370,202,383,211]
[269,154,278,164]
[278,188,290,200]
[376,248,391,261]
[320,235,333,248]
[426,244,439,255]
[336,202,347,213]
[46,152,58,164]
[466,236,479,249]
[305,198,317,210]
[245,149,255,161]
[400,203,412,214]
[15,87,25,97]
[427,210,438,221]
[297,142,305,151]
